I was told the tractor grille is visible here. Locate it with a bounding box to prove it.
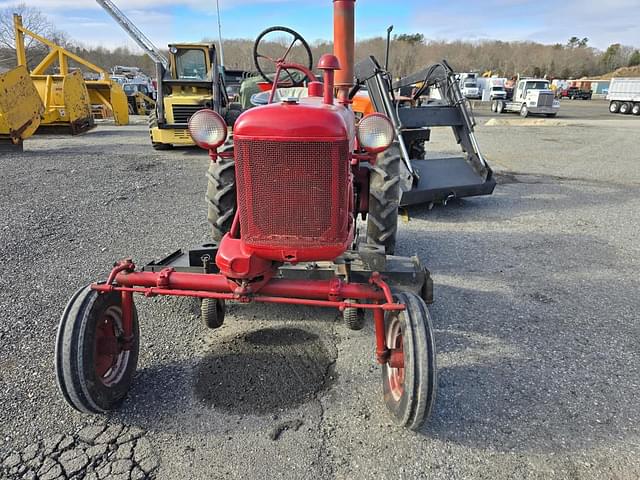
[234,138,351,250]
[171,104,203,124]
[538,93,554,107]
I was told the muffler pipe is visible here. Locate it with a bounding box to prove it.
[333,0,355,103]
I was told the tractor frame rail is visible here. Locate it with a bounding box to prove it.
[90,243,433,365]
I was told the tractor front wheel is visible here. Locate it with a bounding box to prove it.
[206,148,236,241]
[201,298,225,329]
[55,286,139,413]
[382,292,437,431]
[367,143,401,255]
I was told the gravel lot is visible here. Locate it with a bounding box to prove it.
[1,100,639,479]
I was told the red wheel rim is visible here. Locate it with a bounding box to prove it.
[94,306,130,386]
[386,315,405,401]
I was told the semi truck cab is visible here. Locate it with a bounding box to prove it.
[492,78,560,117]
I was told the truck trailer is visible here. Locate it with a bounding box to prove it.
[607,78,640,115]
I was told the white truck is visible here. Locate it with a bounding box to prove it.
[606,78,640,115]
[461,80,481,99]
[491,78,560,117]
[459,72,481,99]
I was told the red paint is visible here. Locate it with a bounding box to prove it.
[120,290,134,348]
[317,54,341,105]
[374,308,388,364]
[99,269,397,303]
[333,0,356,102]
[231,92,357,263]
[215,234,275,283]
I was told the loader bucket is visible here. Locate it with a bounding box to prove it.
[0,66,44,150]
[31,71,95,135]
[86,80,129,125]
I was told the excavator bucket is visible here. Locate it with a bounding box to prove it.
[0,66,44,151]
[31,71,95,134]
[86,80,129,125]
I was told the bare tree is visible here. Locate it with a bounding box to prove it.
[0,3,68,69]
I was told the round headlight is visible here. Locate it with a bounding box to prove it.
[357,113,394,154]
[188,109,228,150]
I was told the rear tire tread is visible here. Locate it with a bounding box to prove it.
[367,144,401,255]
[205,150,236,241]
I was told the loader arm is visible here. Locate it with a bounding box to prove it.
[354,56,496,207]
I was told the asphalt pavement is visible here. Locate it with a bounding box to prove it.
[1,100,639,479]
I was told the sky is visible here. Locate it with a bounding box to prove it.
[3,0,639,51]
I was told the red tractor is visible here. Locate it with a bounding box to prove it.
[55,0,437,430]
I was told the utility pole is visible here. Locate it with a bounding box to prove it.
[216,0,225,67]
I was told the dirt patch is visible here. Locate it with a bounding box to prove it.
[485,118,569,127]
[194,326,336,415]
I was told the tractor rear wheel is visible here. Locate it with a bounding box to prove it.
[55,286,139,413]
[382,291,437,431]
[206,147,236,241]
[367,143,401,255]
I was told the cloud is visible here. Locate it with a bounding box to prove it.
[0,0,292,12]
[409,0,640,49]
[3,0,637,49]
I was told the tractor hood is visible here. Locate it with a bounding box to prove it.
[234,97,355,143]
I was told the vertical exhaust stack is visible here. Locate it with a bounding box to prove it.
[333,0,355,103]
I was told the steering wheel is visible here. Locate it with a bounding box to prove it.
[253,26,313,87]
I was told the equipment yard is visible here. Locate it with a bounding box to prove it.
[1,99,639,479]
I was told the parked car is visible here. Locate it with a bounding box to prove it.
[563,86,592,100]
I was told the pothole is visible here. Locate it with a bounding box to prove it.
[194,326,336,415]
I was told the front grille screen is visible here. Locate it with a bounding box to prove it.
[172,104,203,124]
[538,93,554,107]
[235,138,350,248]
